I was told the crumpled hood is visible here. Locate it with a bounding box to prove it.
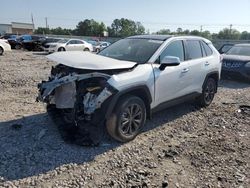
[47,51,137,70]
[223,54,250,62]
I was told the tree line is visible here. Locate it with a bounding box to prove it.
[34,18,145,37]
[34,18,250,40]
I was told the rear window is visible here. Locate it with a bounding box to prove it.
[201,41,213,56]
[186,40,203,60]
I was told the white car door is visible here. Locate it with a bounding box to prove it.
[184,40,209,93]
[152,40,192,107]
[65,40,78,51]
[75,40,85,51]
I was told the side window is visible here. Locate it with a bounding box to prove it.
[160,40,184,62]
[76,40,84,44]
[201,41,213,56]
[186,40,203,60]
[68,40,77,44]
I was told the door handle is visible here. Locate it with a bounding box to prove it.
[181,68,189,73]
[205,62,210,66]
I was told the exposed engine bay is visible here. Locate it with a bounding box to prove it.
[37,65,117,126]
[37,64,121,145]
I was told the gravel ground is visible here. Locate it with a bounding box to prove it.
[0,51,249,188]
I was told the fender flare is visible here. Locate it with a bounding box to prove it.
[202,71,219,92]
[104,85,152,119]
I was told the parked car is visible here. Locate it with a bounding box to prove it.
[0,33,17,40]
[22,35,46,51]
[218,43,234,54]
[222,44,250,81]
[8,35,32,49]
[0,39,11,55]
[37,35,221,143]
[95,41,111,53]
[44,39,93,53]
[42,37,62,49]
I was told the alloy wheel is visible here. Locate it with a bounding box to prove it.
[119,104,143,136]
[204,80,215,104]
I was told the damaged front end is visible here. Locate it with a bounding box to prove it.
[37,64,118,145]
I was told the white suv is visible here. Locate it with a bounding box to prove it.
[37,35,221,143]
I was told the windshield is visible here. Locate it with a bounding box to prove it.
[99,38,163,63]
[57,39,69,43]
[226,46,250,56]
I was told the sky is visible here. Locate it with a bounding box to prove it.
[1,0,250,33]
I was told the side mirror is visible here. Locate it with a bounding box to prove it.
[159,56,181,71]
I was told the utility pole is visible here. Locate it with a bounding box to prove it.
[229,24,233,39]
[31,13,35,31]
[45,17,48,29]
[200,25,203,33]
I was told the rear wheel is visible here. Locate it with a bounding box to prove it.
[0,47,3,55]
[58,47,66,52]
[83,48,90,51]
[106,96,146,142]
[197,78,216,107]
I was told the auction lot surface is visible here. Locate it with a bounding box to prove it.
[0,51,249,187]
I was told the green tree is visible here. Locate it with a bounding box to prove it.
[108,18,145,37]
[34,27,50,34]
[201,30,212,40]
[176,27,183,34]
[190,30,200,36]
[74,19,106,36]
[183,29,190,35]
[218,28,240,40]
[156,29,171,35]
[240,31,250,40]
[50,27,73,35]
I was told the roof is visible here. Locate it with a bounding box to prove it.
[11,22,34,30]
[128,35,173,41]
[234,43,250,47]
[0,23,12,26]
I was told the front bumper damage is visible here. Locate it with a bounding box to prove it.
[37,72,118,145]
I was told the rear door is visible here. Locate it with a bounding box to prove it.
[184,40,212,93]
[75,40,85,51]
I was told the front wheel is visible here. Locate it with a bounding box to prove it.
[197,78,216,107]
[83,48,90,51]
[58,47,66,52]
[0,47,3,55]
[106,96,146,142]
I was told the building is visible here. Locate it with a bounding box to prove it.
[0,24,12,35]
[0,22,35,35]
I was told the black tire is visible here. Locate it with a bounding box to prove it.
[58,47,66,52]
[15,44,22,50]
[83,48,90,51]
[106,95,146,142]
[0,47,3,55]
[197,78,216,107]
[96,48,100,53]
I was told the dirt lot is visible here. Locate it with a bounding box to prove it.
[0,51,249,188]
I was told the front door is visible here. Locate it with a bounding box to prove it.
[152,40,192,107]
